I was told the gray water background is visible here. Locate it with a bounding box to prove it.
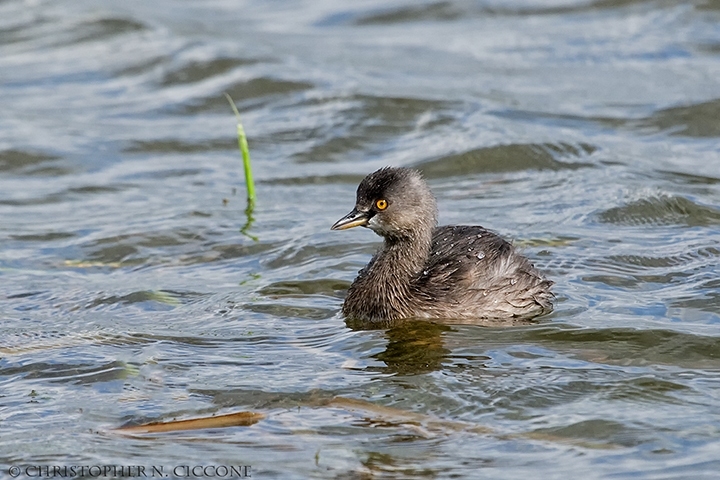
[2,0,720,478]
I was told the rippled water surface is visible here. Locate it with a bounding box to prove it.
[2,0,720,478]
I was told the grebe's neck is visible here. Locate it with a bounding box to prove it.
[343,226,433,322]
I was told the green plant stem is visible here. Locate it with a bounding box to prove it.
[224,93,256,213]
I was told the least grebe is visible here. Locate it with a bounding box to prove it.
[331,167,554,323]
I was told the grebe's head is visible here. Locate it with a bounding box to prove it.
[331,167,438,240]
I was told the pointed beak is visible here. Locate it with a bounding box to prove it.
[331,208,369,231]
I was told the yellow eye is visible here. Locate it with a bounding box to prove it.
[375,199,388,210]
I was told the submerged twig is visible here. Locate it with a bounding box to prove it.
[115,411,265,435]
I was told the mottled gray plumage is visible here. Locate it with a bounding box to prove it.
[331,167,554,323]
